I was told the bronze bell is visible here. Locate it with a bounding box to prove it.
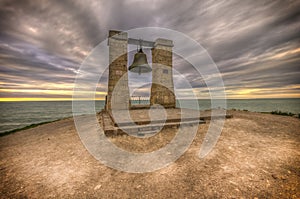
[129,48,152,75]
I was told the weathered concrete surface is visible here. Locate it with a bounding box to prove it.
[102,109,231,135]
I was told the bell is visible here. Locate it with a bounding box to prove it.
[129,48,152,75]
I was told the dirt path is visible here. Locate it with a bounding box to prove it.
[0,111,299,198]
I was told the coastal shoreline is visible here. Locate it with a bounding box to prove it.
[0,120,60,137]
[1,109,298,137]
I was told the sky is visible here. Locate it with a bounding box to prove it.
[0,0,299,101]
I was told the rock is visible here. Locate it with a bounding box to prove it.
[271,174,278,179]
[94,184,102,190]
[280,176,287,180]
[136,185,141,189]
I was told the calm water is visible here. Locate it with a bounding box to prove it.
[0,99,299,133]
[0,101,105,134]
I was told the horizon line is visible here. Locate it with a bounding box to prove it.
[1,97,300,102]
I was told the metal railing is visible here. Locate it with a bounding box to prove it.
[130,96,150,105]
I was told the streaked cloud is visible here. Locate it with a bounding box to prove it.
[0,0,299,100]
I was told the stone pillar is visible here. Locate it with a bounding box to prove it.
[150,38,176,108]
[106,30,130,111]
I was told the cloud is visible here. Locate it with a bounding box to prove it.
[0,0,299,99]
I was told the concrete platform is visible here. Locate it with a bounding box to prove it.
[100,108,232,136]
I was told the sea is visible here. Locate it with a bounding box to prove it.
[0,98,299,134]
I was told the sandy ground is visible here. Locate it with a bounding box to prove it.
[0,110,299,198]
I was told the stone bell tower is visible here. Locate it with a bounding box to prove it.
[150,39,176,108]
[105,30,176,111]
[105,30,130,111]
